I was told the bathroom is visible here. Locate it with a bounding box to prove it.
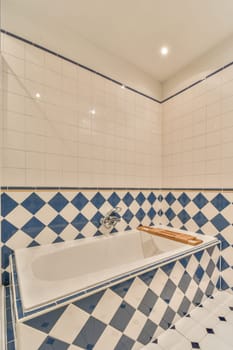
[1,0,233,349]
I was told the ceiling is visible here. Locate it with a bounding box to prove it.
[2,0,233,82]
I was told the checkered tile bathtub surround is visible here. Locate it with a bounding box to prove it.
[1,189,160,285]
[13,244,219,350]
[161,190,233,291]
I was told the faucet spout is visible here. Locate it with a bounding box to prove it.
[100,206,122,230]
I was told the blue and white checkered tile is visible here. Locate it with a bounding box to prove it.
[1,190,160,285]
[13,245,219,350]
[161,190,233,291]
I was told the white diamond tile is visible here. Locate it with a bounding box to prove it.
[59,204,79,222]
[34,227,58,245]
[124,277,149,309]
[150,269,169,296]
[149,298,168,324]
[6,231,32,250]
[35,204,58,225]
[94,326,122,350]
[6,206,32,228]
[124,310,148,340]
[60,225,79,240]
[50,304,89,343]
[92,289,122,324]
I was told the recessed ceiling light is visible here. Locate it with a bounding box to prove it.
[121,85,125,89]
[90,109,96,115]
[35,92,41,98]
[160,47,169,56]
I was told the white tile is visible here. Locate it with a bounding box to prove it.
[17,323,46,350]
[124,310,148,340]
[158,329,187,348]
[124,277,148,308]
[94,326,122,350]
[92,289,122,324]
[200,334,232,350]
[50,304,89,343]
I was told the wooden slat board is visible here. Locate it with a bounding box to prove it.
[137,226,203,246]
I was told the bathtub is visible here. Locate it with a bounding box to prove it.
[13,226,218,312]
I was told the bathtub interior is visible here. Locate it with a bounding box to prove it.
[12,227,218,312]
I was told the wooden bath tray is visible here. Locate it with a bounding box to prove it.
[137,225,203,246]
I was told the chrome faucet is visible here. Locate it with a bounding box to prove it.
[100,207,122,230]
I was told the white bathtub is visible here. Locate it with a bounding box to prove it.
[14,226,218,311]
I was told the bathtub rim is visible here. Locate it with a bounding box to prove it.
[10,237,220,323]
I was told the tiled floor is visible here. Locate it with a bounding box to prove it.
[143,291,233,350]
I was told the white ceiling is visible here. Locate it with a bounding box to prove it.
[3,0,233,82]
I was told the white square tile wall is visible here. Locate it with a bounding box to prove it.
[1,33,162,188]
[162,68,233,188]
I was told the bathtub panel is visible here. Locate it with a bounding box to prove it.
[8,244,219,350]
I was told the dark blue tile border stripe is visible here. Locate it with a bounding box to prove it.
[2,29,233,104]
[0,29,161,103]
[1,186,233,191]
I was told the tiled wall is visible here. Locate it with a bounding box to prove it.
[162,67,233,188]
[1,189,160,285]
[0,33,162,188]
[161,190,233,290]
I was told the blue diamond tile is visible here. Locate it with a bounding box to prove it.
[148,192,156,204]
[25,306,67,333]
[138,289,158,316]
[165,192,176,205]
[73,316,106,348]
[194,250,204,262]
[159,306,176,329]
[137,319,157,345]
[165,208,176,221]
[1,220,18,243]
[216,233,230,249]
[21,193,45,214]
[211,214,230,231]
[192,211,208,227]
[48,193,69,212]
[148,207,156,220]
[194,266,205,284]
[1,193,18,217]
[211,193,230,211]
[161,262,176,276]
[22,217,45,238]
[108,192,121,207]
[136,192,146,206]
[178,193,191,207]
[71,193,88,210]
[48,215,68,234]
[139,270,157,286]
[74,291,104,314]
[193,193,208,209]
[178,210,191,224]
[38,336,69,350]
[71,213,88,231]
[160,279,176,303]
[136,208,146,221]
[110,302,135,331]
[111,278,134,297]
[123,192,134,207]
[91,211,104,228]
[178,272,191,293]
[122,209,134,223]
[91,192,105,209]
[115,335,134,350]
[177,296,191,317]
